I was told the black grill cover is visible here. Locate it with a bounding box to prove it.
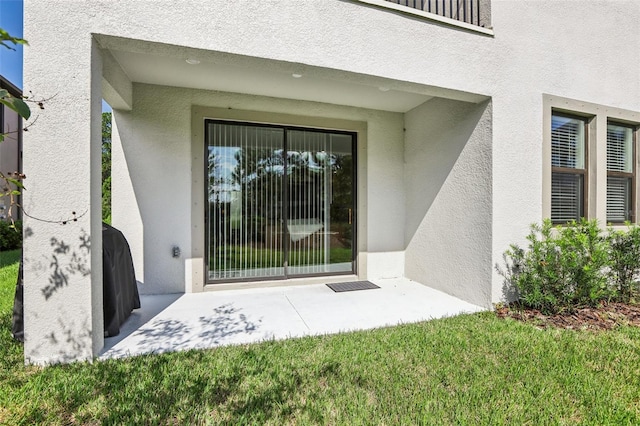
[12,223,141,340]
[102,223,141,337]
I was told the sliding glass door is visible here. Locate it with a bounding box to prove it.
[206,121,355,282]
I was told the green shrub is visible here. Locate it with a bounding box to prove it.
[501,219,610,314]
[0,220,22,251]
[102,175,111,224]
[607,225,640,303]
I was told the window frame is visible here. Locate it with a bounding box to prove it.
[550,111,589,225]
[203,119,359,284]
[606,121,636,224]
[543,94,640,227]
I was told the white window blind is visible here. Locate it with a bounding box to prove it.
[552,115,585,169]
[607,177,632,223]
[606,123,634,223]
[551,114,586,223]
[607,124,633,172]
[551,172,584,223]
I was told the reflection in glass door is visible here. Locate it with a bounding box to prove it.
[286,130,354,275]
[206,121,355,282]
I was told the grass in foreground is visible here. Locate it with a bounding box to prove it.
[1,249,640,425]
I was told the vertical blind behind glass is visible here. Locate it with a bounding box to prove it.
[207,123,285,280]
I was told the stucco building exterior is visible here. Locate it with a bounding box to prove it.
[22,0,640,364]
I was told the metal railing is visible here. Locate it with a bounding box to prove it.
[386,0,487,27]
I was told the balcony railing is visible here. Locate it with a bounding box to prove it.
[385,0,489,28]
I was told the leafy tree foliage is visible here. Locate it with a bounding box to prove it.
[0,29,30,139]
[0,28,29,222]
[102,113,112,223]
[0,28,26,50]
[1,27,110,225]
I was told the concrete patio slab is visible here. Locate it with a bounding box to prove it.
[100,279,484,360]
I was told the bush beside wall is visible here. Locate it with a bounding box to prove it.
[501,219,640,314]
[0,220,22,251]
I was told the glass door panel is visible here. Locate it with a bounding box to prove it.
[287,131,354,275]
[327,134,355,273]
[207,122,285,280]
[206,121,355,282]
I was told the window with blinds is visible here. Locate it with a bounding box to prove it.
[551,114,587,224]
[607,123,635,223]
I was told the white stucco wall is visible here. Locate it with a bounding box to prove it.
[112,83,405,294]
[23,0,640,363]
[404,98,493,307]
[487,1,640,302]
[111,85,193,294]
[21,34,104,364]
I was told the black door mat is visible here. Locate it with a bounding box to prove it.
[326,281,380,293]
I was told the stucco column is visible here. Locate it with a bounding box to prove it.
[22,30,104,364]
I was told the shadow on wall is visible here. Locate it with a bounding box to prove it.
[496,251,520,303]
[23,224,95,363]
[404,97,491,242]
[113,101,189,295]
[42,230,92,299]
[402,97,493,307]
[110,110,146,289]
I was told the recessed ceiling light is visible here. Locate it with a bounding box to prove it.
[292,73,303,78]
[185,58,201,65]
[378,86,390,92]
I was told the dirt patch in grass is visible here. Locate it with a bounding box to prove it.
[496,302,640,331]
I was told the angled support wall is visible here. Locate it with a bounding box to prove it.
[101,47,132,111]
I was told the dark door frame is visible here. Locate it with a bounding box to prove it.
[204,119,357,284]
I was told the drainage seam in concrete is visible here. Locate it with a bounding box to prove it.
[284,295,311,331]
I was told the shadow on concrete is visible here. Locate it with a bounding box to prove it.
[101,300,261,359]
[197,303,260,340]
[101,293,182,355]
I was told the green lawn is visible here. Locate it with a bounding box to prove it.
[209,246,353,270]
[2,249,640,424]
